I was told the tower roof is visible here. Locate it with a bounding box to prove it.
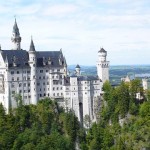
[76,64,80,68]
[99,48,106,53]
[29,38,36,52]
[13,18,20,35]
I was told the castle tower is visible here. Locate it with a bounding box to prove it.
[28,38,37,104]
[75,64,81,76]
[11,19,21,50]
[97,48,109,83]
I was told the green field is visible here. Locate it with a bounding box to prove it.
[68,65,150,85]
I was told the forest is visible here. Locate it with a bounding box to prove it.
[0,79,150,150]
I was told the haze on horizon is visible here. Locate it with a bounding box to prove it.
[0,0,150,66]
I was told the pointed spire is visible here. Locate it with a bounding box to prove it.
[29,36,36,52]
[13,17,20,36]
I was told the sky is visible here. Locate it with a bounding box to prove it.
[0,0,150,66]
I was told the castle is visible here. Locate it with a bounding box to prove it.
[0,20,109,125]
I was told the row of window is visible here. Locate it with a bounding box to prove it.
[10,69,63,75]
[11,70,30,74]
[53,87,63,90]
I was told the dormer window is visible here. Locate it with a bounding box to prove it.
[48,57,51,65]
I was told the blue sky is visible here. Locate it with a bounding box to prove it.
[0,0,150,65]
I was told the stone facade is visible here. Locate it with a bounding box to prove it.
[0,20,109,125]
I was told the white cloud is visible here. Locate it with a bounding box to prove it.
[42,4,77,16]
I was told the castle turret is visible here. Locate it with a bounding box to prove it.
[28,38,37,104]
[11,19,21,50]
[63,56,67,77]
[97,48,109,83]
[75,64,81,76]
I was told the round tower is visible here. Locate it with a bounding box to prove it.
[11,19,21,50]
[75,64,80,76]
[97,47,109,83]
[28,38,37,104]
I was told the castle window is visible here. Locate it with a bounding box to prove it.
[57,87,59,90]
[12,91,15,94]
[37,83,40,86]
[40,70,43,73]
[28,83,30,86]
[60,75,62,78]
[48,88,49,91]
[48,93,49,96]
[27,70,30,73]
[60,87,62,90]
[60,81,62,85]
[12,77,14,81]
[57,93,59,96]
[53,93,55,96]
[11,71,14,74]
[39,76,41,79]
[17,71,19,74]
[44,93,46,96]
[40,88,41,91]
[23,83,26,87]
[46,70,48,72]
[52,76,54,79]
[19,90,22,93]
[53,87,55,90]
[44,88,45,91]
[17,77,19,81]
[57,69,60,72]
[11,83,14,88]
[19,83,22,87]
[47,82,49,85]
[61,93,63,96]
[43,82,45,85]
[28,77,30,80]
[85,92,87,94]
[28,90,30,92]
[40,94,42,97]
[23,77,26,80]
[43,76,45,79]
[24,96,27,99]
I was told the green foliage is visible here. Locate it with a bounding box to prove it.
[0,99,82,149]
[84,80,150,149]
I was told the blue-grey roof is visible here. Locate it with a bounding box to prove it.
[99,48,106,53]
[76,64,80,68]
[13,19,20,35]
[29,39,35,52]
[36,51,64,67]
[1,50,65,68]
[77,75,100,81]
[1,50,29,68]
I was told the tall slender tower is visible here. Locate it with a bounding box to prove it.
[11,19,21,50]
[97,48,109,83]
[28,38,37,104]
